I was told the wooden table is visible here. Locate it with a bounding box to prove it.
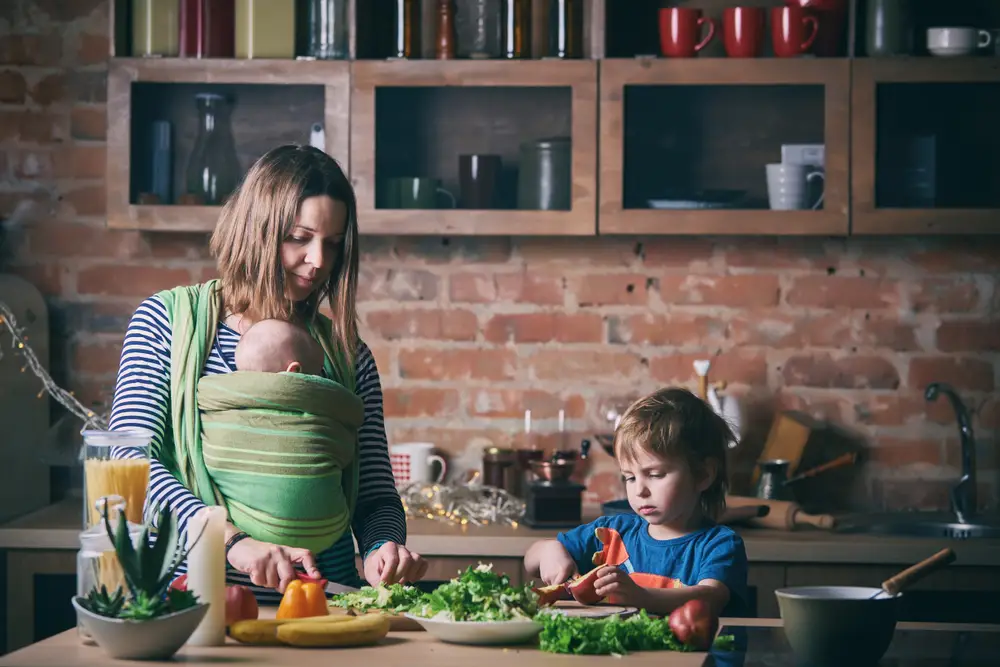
[2,617,999,667]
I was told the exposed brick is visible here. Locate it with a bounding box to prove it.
[781,354,900,389]
[517,238,637,267]
[868,437,945,467]
[77,265,191,297]
[0,35,62,66]
[69,70,106,103]
[650,351,767,386]
[659,274,780,308]
[398,348,516,381]
[53,144,106,180]
[936,321,1000,353]
[483,312,601,344]
[365,343,393,376]
[909,278,980,314]
[72,339,123,376]
[722,238,836,271]
[195,265,219,282]
[852,393,953,427]
[450,270,564,305]
[0,110,61,142]
[387,427,517,458]
[6,262,65,296]
[365,308,478,342]
[607,313,727,347]
[70,106,106,140]
[395,237,512,264]
[77,33,109,65]
[63,184,106,216]
[61,301,139,335]
[145,233,213,259]
[11,149,54,179]
[0,69,27,103]
[383,387,460,418]
[907,241,1000,274]
[786,276,899,310]
[527,350,645,381]
[978,396,999,431]
[29,72,67,105]
[466,390,585,418]
[641,238,716,268]
[66,378,115,412]
[909,357,995,392]
[27,220,143,258]
[358,268,438,301]
[32,0,106,23]
[871,479,951,512]
[775,391,851,424]
[574,273,651,307]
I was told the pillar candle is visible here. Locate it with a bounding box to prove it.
[185,506,227,646]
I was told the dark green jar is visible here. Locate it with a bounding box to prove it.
[865,0,915,56]
[517,137,571,210]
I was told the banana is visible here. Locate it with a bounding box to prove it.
[276,612,391,648]
[229,615,356,646]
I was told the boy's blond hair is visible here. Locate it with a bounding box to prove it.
[614,386,734,521]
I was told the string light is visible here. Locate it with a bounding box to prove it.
[0,300,109,431]
[398,474,525,528]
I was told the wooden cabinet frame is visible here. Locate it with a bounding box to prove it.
[350,60,598,236]
[106,59,351,232]
[851,58,1000,235]
[598,59,851,236]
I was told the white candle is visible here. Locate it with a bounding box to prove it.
[524,409,531,434]
[185,506,227,646]
[558,409,565,433]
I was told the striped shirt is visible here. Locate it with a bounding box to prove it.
[108,295,405,601]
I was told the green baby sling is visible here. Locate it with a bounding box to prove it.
[156,280,364,554]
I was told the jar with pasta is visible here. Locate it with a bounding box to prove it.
[82,429,153,530]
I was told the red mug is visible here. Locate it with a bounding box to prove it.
[723,6,765,58]
[771,6,818,57]
[659,7,717,58]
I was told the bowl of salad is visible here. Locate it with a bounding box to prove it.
[404,564,543,645]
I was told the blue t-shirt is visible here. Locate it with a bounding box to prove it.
[557,513,750,617]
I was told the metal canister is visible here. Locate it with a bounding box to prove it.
[517,136,571,210]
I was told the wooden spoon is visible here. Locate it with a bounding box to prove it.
[871,547,956,599]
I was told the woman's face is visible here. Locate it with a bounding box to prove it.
[281,195,348,302]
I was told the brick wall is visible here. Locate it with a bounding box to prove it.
[1,0,998,512]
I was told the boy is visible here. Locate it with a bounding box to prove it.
[234,319,325,375]
[524,387,749,618]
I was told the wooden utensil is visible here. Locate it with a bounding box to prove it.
[871,547,956,598]
[726,495,836,530]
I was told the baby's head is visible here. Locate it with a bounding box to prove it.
[234,319,325,376]
[613,387,734,523]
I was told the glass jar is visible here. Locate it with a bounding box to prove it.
[546,0,583,59]
[503,0,531,58]
[457,0,502,59]
[132,0,180,57]
[306,0,350,59]
[392,0,421,58]
[235,0,295,58]
[517,136,572,210]
[179,0,235,58]
[185,93,241,206]
[81,429,153,530]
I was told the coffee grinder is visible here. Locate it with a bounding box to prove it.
[522,440,590,528]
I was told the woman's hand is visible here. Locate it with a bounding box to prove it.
[227,537,321,593]
[363,542,428,585]
[593,566,647,607]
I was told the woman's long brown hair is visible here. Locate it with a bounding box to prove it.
[210,144,360,369]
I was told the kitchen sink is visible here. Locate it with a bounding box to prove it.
[835,512,1000,540]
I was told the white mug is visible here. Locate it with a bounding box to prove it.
[927,27,991,56]
[389,442,447,486]
[766,163,825,211]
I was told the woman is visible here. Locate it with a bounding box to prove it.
[108,144,426,601]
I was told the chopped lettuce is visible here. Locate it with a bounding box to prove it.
[537,610,736,656]
[327,583,423,614]
[410,563,540,622]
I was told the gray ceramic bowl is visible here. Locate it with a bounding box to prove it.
[72,596,209,660]
[775,586,900,667]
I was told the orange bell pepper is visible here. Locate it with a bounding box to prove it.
[275,578,329,619]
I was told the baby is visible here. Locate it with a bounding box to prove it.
[524,386,749,618]
[234,319,325,375]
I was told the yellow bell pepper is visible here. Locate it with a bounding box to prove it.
[276,578,329,619]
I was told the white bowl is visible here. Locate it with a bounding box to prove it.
[73,596,209,660]
[403,613,542,645]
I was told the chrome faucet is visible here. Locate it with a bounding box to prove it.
[925,382,976,523]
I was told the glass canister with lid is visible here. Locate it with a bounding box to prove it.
[517,136,572,210]
[81,429,153,530]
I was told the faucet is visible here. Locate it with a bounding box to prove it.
[925,382,976,523]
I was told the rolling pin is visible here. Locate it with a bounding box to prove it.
[725,495,836,530]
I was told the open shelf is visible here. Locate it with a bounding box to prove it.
[599,58,850,235]
[106,58,350,231]
[851,58,1000,235]
[351,60,597,235]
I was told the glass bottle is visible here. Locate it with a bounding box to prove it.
[185,93,241,206]
[457,0,502,59]
[306,0,350,59]
[436,0,456,59]
[865,0,914,57]
[235,0,296,58]
[546,0,583,59]
[393,0,421,58]
[179,0,235,57]
[132,0,180,57]
[503,0,530,58]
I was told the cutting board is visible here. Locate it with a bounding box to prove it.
[0,274,51,523]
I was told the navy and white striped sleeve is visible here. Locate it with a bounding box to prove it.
[350,340,407,557]
[108,296,207,532]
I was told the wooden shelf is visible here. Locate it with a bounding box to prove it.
[350,60,598,236]
[106,205,219,233]
[598,58,850,236]
[851,58,1000,235]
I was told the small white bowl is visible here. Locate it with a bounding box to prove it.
[73,596,209,660]
[403,613,542,645]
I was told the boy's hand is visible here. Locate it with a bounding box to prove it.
[538,542,578,586]
[593,566,647,606]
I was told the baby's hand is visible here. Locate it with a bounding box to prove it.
[538,542,578,586]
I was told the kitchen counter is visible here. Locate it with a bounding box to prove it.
[4,499,1000,566]
[1,616,998,667]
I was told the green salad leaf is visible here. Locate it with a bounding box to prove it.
[537,610,736,656]
[328,583,423,614]
[410,564,540,622]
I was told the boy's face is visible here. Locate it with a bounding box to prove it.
[619,447,712,533]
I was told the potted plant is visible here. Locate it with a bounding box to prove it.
[72,506,209,660]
